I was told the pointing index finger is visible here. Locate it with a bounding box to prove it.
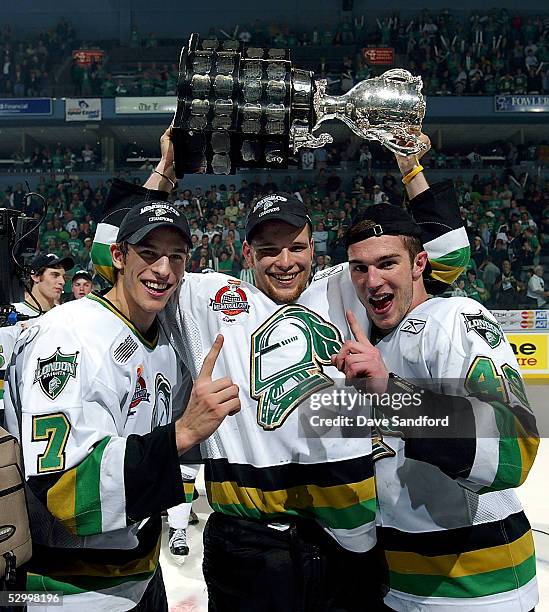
[346,310,371,346]
[198,334,224,380]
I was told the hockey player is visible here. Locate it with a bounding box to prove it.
[91,127,470,610]
[23,252,75,313]
[3,201,240,611]
[0,253,74,414]
[332,204,539,611]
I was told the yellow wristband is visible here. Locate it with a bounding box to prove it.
[402,164,424,185]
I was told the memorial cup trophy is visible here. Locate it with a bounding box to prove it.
[172,33,428,177]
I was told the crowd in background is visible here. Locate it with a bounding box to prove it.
[0,20,75,98]
[1,158,548,307]
[1,11,549,98]
[5,143,101,173]
[72,10,549,97]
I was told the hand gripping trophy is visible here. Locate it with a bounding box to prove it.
[171,33,428,176]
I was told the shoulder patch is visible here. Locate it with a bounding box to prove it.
[462,311,503,349]
[400,318,426,335]
[33,348,78,400]
[313,264,344,281]
[113,335,139,364]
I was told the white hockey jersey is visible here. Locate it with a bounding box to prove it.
[4,294,186,612]
[164,268,378,553]
[0,300,43,409]
[372,297,538,611]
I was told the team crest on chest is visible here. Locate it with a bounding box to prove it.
[463,311,503,349]
[34,348,78,400]
[250,305,342,430]
[209,279,250,320]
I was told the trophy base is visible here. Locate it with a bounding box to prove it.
[172,127,289,178]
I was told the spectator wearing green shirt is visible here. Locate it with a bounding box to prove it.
[217,241,236,274]
[40,220,58,250]
[44,236,60,257]
[52,218,70,243]
[67,227,83,259]
[523,227,541,264]
[77,237,94,269]
[225,196,239,222]
[166,64,178,95]
[224,230,242,257]
[498,71,513,94]
[139,72,154,95]
[465,269,489,303]
[100,74,116,97]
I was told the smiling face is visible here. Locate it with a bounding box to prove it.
[243,220,313,304]
[348,234,428,332]
[108,226,188,332]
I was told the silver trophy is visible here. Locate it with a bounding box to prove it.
[172,34,427,176]
[293,69,427,157]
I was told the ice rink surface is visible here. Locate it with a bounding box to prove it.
[162,440,549,611]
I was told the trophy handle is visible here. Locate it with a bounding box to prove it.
[289,121,333,153]
[379,68,424,90]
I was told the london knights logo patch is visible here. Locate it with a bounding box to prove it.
[463,311,503,349]
[251,305,342,430]
[34,348,78,400]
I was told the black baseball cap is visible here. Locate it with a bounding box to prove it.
[31,252,75,274]
[346,204,422,248]
[245,192,311,242]
[72,269,93,283]
[117,200,192,248]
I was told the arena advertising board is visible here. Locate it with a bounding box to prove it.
[65,98,101,121]
[72,49,104,66]
[362,47,394,65]
[494,95,549,113]
[115,96,176,114]
[492,309,549,331]
[491,311,549,377]
[0,98,52,115]
[506,334,549,377]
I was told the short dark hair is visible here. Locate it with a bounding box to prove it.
[30,263,66,288]
[400,235,424,265]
